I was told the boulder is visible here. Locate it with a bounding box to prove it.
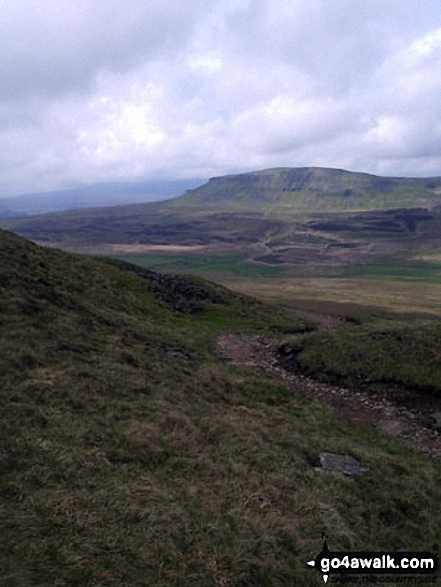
[315,452,368,478]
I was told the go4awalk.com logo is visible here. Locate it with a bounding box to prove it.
[307,534,439,584]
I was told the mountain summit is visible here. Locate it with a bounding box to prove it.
[176,167,441,211]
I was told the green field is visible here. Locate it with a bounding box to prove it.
[111,252,286,278]
[113,252,441,284]
[107,252,441,320]
[336,261,441,283]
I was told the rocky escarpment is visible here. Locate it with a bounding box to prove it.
[105,258,227,313]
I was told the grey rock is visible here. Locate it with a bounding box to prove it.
[164,348,190,360]
[375,419,407,436]
[315,452,368,478]
[429,412,441,429]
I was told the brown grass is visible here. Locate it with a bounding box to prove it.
[108,243,209,253]
[218,276,441,317]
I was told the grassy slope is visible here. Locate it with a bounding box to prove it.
[279,321,441,395]
[2,229,441,586]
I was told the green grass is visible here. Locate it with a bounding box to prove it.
[3,229,441,585]
[280,320,441,394]
[111,252,286,279]
[333,261,441,283]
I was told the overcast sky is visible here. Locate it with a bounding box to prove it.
[2,0,441,196]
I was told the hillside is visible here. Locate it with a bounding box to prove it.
[2,228,441,585]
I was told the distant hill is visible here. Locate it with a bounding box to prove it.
[3,167,441,261]
[0,177,205,218]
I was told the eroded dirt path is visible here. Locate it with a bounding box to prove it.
[216,333,441,462]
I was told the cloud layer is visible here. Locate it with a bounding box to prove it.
[2,0,441,195]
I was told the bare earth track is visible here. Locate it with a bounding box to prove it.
[216,331,441,462]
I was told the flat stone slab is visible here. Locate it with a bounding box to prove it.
[375,418,407,436]
[315,452,369,478]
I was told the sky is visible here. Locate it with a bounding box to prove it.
[2,0,441,196]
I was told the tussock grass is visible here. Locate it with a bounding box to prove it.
[280,320,441,394]
[2,229,441,585]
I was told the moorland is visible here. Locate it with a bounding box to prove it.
[2,166,441,585]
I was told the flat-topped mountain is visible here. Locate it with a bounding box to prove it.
[2,167,441,267]
[175,167,441,211]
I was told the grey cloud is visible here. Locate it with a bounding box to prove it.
[2,0,441,196]
[0,0,206,100]
[223,1,417,94]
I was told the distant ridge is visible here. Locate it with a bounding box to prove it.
[0,177,206,218]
